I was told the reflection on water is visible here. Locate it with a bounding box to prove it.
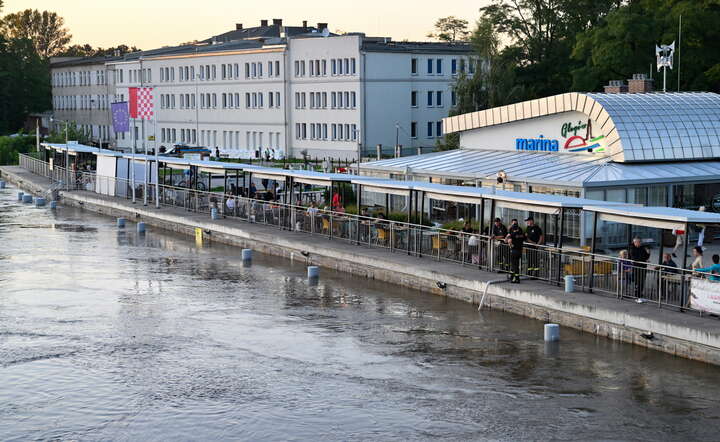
[1,185,720,441]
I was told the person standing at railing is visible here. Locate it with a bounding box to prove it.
[524,216,544,279]
[506,219,526,284]
[629,237,650,298]
[661,253,679,273]
[691,246,704,271]
[696,254,720,281]
[492,217,508,272]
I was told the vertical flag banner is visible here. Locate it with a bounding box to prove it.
[111,102,130,132]
[129,87,155,120]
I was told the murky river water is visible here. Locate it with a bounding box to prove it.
[1,185,720,441]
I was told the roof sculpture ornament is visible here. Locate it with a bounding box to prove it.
[656,41,675,92]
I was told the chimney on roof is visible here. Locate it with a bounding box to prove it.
[302,20,308,29]
[260,19,268,27]
[317,22,328,31]
[627,73,654,93]
[604,79,628,94]
[272,18,282,26]
[236,23,243,30]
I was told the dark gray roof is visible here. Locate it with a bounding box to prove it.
[50,55,122,67]
[362,40,472,54]
[203,24,319,44]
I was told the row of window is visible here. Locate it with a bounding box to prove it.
[154,60,283,84]
[52,70,108,87]
[293,91,357,110]
[409,121,443,138]
[410,57,477,76]
[53,94,110,110]
[159,127,282,151]
[294,58,357,77]
[159,91,282,110]
[295,122,358,141]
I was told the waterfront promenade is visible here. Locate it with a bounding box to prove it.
[3,164,720,365]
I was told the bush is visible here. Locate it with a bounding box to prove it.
[0,135,36,165]
[441,220,480,232]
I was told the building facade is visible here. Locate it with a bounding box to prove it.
[50,56,118,147]
[49,20,473,159]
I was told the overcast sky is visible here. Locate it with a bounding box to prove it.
[7,0,489,49]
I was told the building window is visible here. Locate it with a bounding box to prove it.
[300,60,305,76]
[275,92,280,108]
[427,91,433,107]
[246,93,251,108]
[294,61,299,77]
[351,58,356,74]
[344,58,349,75]
[411,122,417,138]
[321,92,327,108]
[268,61,273,77]
[343,92,349,108]
[275,60,280,76]
[436,59,442,74]
[451,59,457,75]
[351,124,357,140]
[436,121,443,137]
[436,91,443,107]
[258,62,263,77]
[331,92,336,108]
[351,91,356,108]
[295,123,301,139]
[322,59,327,76]
[427,122,433,137]
[269,92,274,107]
[331,59,337,75]
[411,91,417,107]
[411,58,417,75]
[427,59,433,74]
[252,63,257,78]
[451,91,457,106]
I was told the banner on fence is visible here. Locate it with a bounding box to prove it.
[690,278,720,314]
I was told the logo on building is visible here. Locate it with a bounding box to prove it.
[515,135,559,152]
[563,135,605,152]
[560,121,588,138]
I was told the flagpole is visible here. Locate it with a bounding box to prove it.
[143,117,148,206]
[131,117,136,203]
[154,116,160,209]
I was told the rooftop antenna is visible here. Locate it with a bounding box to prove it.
[656,41,675,93]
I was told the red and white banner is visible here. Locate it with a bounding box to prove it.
[129,87,154,120]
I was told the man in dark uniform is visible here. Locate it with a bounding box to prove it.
[628,236,650,298]
[491,217,508,271]
[506,218,526,283]
[525,216,544,278]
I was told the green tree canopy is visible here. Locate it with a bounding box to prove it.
[1,9,71,58]
[572,0,720,92]
[427,16,470,42]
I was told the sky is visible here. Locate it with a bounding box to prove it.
[6,0,489,50]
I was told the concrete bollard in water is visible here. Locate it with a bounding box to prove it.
[564,275,574,293]
[544,323,560,342]
[117,218,126,228]
[17,191,24,201]
[307,266,319,279]
[35,197,46,207]
[49,201,57,209]
[0,180,5,189]
[211,208,220,220]
[241,249,252,261]
[137,222,146,234]
[22,194,33,204]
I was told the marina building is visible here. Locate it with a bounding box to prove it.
[359,85,720,243]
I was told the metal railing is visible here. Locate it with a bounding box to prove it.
[17,154,718,314]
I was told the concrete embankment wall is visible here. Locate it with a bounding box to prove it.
[3,165,720,366]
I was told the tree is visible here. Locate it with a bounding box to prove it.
[1,9,71,58]
[57,44,140,57]
[427,16,470,42]
[45,122,90,145]
[0,35,50,134]
[572,0,720,92]
[478,0,622,98]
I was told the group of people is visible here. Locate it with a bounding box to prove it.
[487,216,544,284]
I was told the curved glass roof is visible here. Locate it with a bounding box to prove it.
[444,92,720,163]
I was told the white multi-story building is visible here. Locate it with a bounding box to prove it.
[51,19,474,159]
[50,56,118,147]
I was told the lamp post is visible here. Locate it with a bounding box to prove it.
[51,117,70,190]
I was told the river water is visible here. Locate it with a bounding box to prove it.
[1,186,719,441]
